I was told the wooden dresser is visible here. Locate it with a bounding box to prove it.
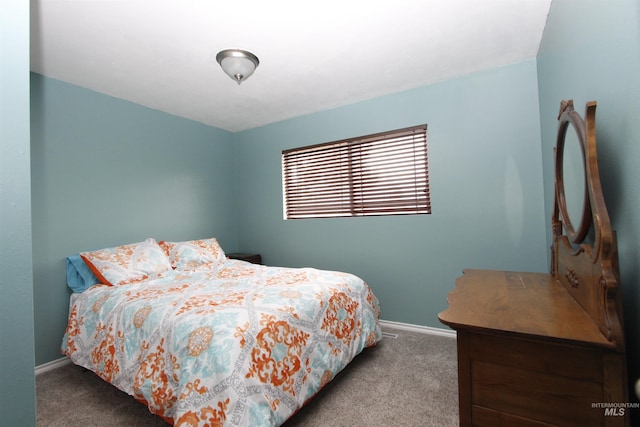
[439,101,628,426]
[439,269,627,426]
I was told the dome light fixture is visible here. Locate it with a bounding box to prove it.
[216,49,260,85]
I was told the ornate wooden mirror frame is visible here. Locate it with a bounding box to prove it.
[551,99,624,352]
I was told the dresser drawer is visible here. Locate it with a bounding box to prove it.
[458,331,623,426]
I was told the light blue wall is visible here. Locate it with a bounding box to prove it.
[30,74,240,364]
[0,0,36,424]
[537,0,640,393]
[233,60,548,328]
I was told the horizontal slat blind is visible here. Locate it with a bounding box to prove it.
[282,125,430,219]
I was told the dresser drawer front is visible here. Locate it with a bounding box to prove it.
[471,359,602,425]
[468,333,608,426]
[470,332,604,383]
[472,405,556,427]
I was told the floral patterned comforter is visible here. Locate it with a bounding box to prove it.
[62,259,382,426]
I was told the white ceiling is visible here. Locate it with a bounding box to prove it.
[30,0,552,132]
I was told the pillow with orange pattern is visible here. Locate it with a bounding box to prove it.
[80,238,172,286]
[159,237,227,272]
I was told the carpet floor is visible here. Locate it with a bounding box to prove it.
[36,327,459,426]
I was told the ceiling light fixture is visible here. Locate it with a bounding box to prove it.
[216,49,259,85]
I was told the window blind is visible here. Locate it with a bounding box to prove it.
[282,124,430,219]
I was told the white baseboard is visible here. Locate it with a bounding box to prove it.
[35,356,71,376]
[379,319,456,338]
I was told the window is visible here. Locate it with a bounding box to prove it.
[282,124,430,219]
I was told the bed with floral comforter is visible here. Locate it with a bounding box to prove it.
[62,237,381,426]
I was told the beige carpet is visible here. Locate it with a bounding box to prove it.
[36,327,459,426]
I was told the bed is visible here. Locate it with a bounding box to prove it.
[62,238,382,426]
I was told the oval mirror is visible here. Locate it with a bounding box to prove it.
[556,111,591,243]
